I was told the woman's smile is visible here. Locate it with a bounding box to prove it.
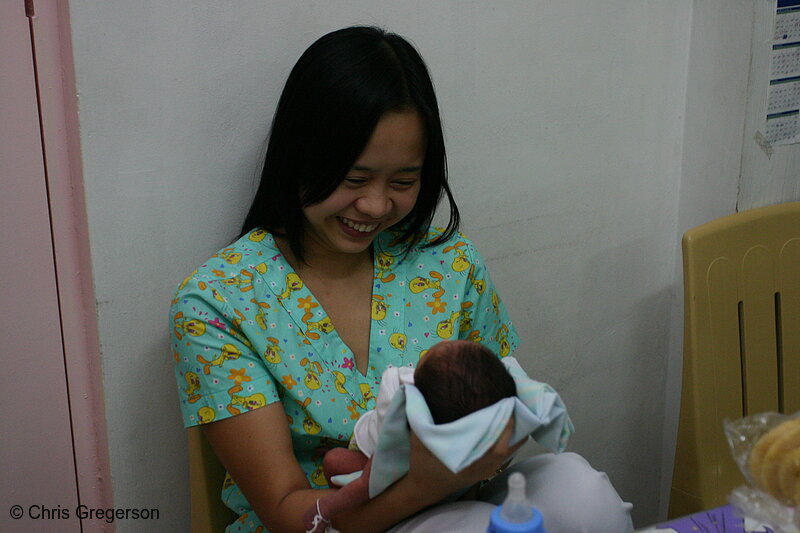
[337,216,380,234]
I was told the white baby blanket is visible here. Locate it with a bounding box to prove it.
[362,356,574,498]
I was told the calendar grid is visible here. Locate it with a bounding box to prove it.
[767,0,800,143]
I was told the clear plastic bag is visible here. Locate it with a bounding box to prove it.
[724,411,800,533]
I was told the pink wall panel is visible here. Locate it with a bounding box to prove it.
[0,2,80,531]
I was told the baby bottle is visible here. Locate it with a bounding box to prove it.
[486,472,546,533]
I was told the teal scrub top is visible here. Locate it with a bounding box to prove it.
[171,228,520,532]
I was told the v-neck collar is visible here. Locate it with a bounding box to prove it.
[257,232,404,385]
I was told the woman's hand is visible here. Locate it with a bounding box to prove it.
[404,419,525,500]
[202,404,452,533]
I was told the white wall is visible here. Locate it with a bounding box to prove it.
[66,1,763,530]
[451,3,692,526]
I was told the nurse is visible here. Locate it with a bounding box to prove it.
[171,26,633,533]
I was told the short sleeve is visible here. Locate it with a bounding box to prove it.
[170,276,280,427]
[458,239,521,358]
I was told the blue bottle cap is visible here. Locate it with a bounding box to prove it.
[487,505,545,533]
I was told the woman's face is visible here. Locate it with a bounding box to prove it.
[302,109,425,259]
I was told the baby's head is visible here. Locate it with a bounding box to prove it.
[414,340,516,424]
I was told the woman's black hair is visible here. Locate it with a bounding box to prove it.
[240,26,460,262]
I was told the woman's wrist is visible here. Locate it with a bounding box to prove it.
[330,477,440,533]
[398,469,462,510]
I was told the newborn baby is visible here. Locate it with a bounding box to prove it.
[303,340,517,532]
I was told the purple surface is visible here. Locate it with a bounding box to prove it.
[651,505,773,533]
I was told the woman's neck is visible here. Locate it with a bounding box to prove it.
[275,236,373,280]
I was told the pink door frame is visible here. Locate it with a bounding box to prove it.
[32,0,115,518]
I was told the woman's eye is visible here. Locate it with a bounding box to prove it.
[393,180,418,188]
[344,177,367,185]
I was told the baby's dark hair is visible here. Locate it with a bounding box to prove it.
[414,340,516,424]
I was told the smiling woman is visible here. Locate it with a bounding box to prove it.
[170,25,633,533]
[239,26,459,267]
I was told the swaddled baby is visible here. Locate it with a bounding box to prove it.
[304,340,516,532]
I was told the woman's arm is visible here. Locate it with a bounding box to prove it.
[200,402,432,533]
[203,404,522,533]
[202,403,327,533]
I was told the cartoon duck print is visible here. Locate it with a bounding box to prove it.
[251,298,271,330]
[306,316,334,340]
[210,288,227,303]
[443,241,471,272]
[184,372,202,403]
[230,392,267,412]
[197,406,216,424]
[459,303,474,333]
[248,228,268,242]
[303,415,322,435]
[352,383,375,409]
[296,296,322,344]
[197,343,242,374]
[436,310,462,339]
[466,330,484,343]
[331,371,349,395]
[371,295,388,321]
[491,290,501,316]
[226,368,253,415]
[360,384,375,406]
[232,308,247,330]
[409,271,445,299]
[277,273,303,303]
[453,302,482,339]
[467,263,486,294]
[347,400,362,420]
[496,324,511,357]
[176,268,199,294]
[389,332,407,352]
[296,397,312,409]
[173,312,206,340]
[220,249,242,265]
[300,358,324,390]
[311,464,327,487]
[375,251,396,282]
[221,270,255,293]
[263,337,282,364]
